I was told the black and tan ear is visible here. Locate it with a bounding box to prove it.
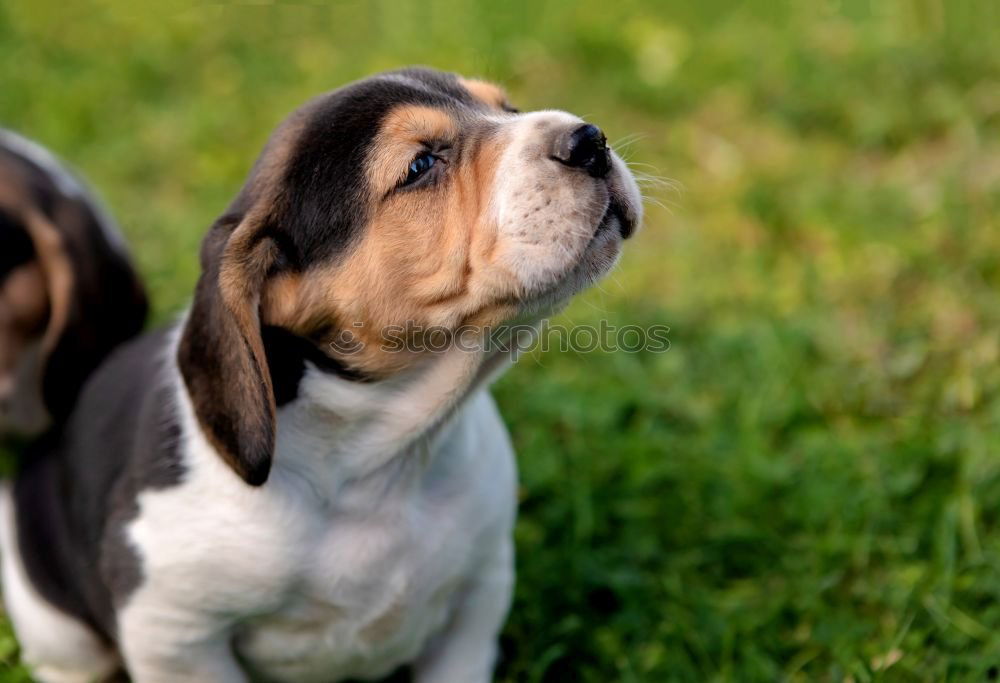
[178,214,279,486]
[0,206,76,433]
[29,202,148,423]
[0,138,148,430]
[19,207,74,356]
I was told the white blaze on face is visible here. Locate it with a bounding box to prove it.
[486,110,639,299]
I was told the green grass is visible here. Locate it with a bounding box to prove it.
[3,1,1000,680]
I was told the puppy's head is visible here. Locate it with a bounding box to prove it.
[0,133,148,436]
[179,67,642,484]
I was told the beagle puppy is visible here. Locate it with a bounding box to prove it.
[0,130,147,436]
[0,68,641,683]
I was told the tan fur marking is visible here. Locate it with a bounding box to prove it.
[458,78,510,111]
[218,222,280,389]
[261,272,303,326]
[262,120,518,377]
[366,106,458,197]
[24,214,71,354]
[0,264,47,326]
[0,263,49,377]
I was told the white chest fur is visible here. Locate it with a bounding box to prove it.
[119,363,517,683]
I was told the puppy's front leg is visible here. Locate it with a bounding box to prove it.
[118,608,247,683]
[414,538,515,683]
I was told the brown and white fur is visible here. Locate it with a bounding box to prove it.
[0,68,641,683]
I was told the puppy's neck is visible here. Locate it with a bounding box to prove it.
[273,341,514,488]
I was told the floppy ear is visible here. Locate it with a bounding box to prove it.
[20,207,73,356]
[178,214,279,486]
[25,202,148,423]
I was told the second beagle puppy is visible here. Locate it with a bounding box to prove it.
[0,68,641,683]
[0,130,147,436]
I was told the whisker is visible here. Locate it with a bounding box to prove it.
[626,161,665,171]
[633,173,685,194]
[611,132,647,152]
[641,195,673,214]
[634,175,672,188]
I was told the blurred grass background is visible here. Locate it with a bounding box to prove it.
[3,0,1000,680]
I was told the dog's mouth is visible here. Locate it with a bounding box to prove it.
[515,197,633,316]
[590,196,635,244]
[594,196,635,240]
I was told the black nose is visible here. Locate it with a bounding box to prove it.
[553,123,610,178]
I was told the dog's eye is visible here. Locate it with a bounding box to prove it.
[403,152,437,186]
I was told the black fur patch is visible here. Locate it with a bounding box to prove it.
[263,325,370,406]
[14,329,183,642]
[0,208,35,281]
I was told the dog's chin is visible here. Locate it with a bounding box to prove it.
[518,205,627,318]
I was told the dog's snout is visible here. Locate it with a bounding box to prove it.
[552,123,610,178]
